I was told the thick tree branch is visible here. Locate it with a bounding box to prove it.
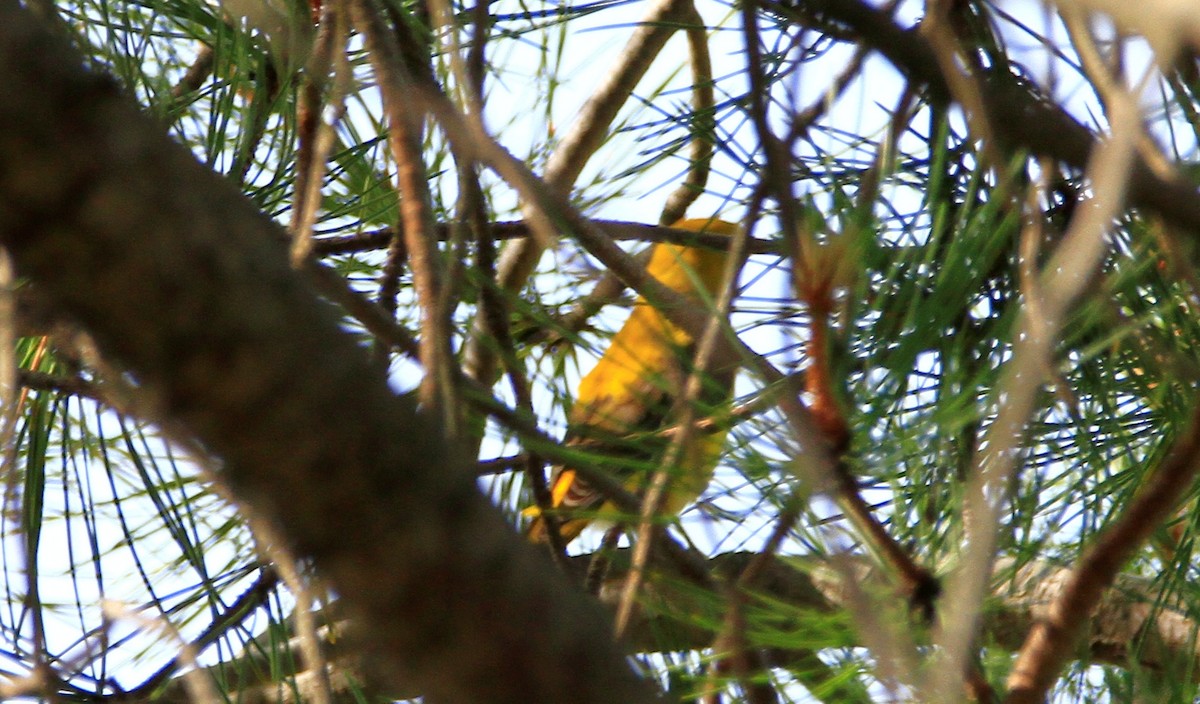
[0,6,658,704]
[776,0,1200,235]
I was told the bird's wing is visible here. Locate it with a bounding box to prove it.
[549,328,686,513]
[526,217,738,544]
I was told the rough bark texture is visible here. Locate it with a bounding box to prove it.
[0,5,658,704]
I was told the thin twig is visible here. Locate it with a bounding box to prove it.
[927,81,1141,704]
[351,0,457,429]
[826,550,922,698]
[256,530,333,704]
[706,585,780,704]
[290,3,350,266]
[659,1,715,226]
[427,0,567,553]
[585,526,624,595]
[739,0,801,258]
[303,260,421,358]
[703,499,801,704]
[170,43,215,100]
[1005,399,1200,703]
[464,0,489,112]
[918,0,1002,175]
[468,168,569,564]
[312,220,780,257]
[103,601,223,704]
[125,567,279,698]
[614,220,749,638]
[463,0,697,400]
[228,63,283,185]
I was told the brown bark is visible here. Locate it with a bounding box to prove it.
[0,5,657,704]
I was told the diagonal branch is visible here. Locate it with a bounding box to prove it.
[770,0,1200,235]
[658,1,715,226]
[351,0,459,427]
[929,71,1141,704]
[0,7,659,704]
[1004,400,1200,703]
[463,0,699,397]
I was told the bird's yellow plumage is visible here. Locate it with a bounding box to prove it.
[526,218,738,544]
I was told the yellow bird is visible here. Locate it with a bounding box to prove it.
[526,218,738,544]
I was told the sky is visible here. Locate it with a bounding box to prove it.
[3,0,1186,700]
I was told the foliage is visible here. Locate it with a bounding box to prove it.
[6,0,1200,702]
